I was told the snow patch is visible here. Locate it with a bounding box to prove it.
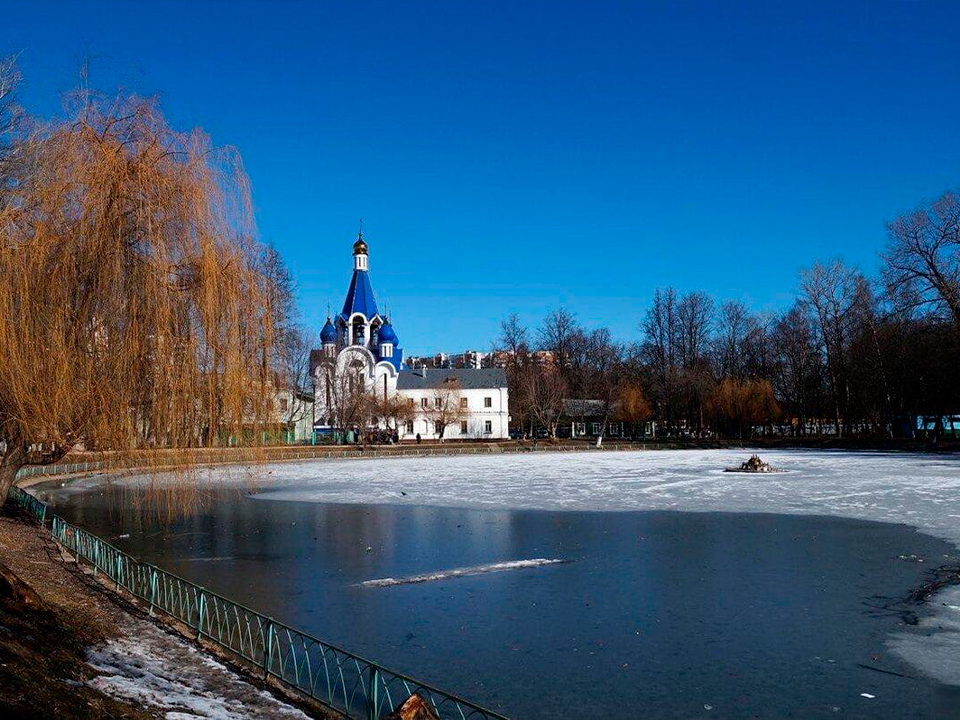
[86,620,308,719]
[359,558,567,587]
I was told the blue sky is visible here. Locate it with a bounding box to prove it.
[4,0,959,354]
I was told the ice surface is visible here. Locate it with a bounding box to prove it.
[154,448,960,545]
[359,558,566,587]
[87,619,309,719]
[112,448,960,688]
[888,585,960,687]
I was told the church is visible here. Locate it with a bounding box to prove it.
[312,232,509,441]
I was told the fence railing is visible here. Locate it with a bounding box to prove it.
[8,485,510,720]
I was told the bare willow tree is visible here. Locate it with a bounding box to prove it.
[706,379,780,439]
[0,87,282,501]
[615,383,652,437]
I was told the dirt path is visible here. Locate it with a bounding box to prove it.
[0,509,318,719]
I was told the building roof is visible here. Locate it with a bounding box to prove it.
[397,367,507,391]
[340,268,379,320]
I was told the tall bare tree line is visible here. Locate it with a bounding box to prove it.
[497,186,960,439]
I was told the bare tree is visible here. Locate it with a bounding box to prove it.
[316,359,370,440]
[539,307,578,371]
[800,260,860,436]
[275,326,316,435]
[521,367,566,438]
[770,302,819,435]
[0,88,282,501]
[424,378,466,441]
[641,288,679,433]
[0,55,24,187]
[495,313,532,435]
[367,391,415,436]
[715,300,759,381]
[578,328,622,447]
[676,291,714,434]
[883,189,960,332]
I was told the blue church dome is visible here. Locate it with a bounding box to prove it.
[378,321,399,345]
[320,318,338,344]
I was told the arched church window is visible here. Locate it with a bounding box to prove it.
[352,317,365,346]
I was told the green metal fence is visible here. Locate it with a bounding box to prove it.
[8,486,510,720]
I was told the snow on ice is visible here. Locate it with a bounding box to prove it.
[111,448,960,687]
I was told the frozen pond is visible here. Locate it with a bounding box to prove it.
[41,449,960,719]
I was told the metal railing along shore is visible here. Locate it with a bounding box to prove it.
[7,485,510,720]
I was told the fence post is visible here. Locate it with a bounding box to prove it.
[264,621,275,678]
[366,663,381,720]
[115,555,122,591]
[196,588,207,640]
[148,568,158,616]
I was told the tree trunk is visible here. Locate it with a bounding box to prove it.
[0,446,28,508]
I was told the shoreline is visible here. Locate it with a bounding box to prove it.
[0,508,326,719]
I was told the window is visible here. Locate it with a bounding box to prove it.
[279,398,288,412]
[484,420,492,434]
[460,420,468,434]
[435,397,442,409]
[460,397,468,409]
[574,422,586,436]
[406,421,414,433]
[484,397,492,408]
[592,422,601,435]
[409,398,415,407]
[421,397,428,409]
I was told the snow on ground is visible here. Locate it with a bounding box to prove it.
[87,618,309,720]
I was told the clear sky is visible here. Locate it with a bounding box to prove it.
[4,0,959,354]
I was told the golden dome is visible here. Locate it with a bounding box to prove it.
[353,233,368,255]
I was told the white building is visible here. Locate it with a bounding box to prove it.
[312,232,509,441]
